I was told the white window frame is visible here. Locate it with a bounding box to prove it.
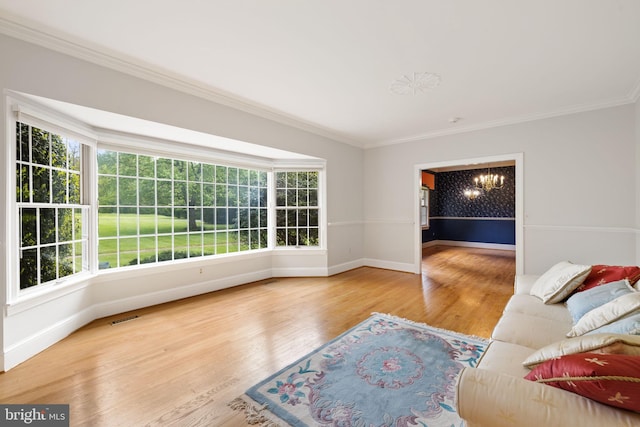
[4,96,327,309]
[420,186,430,229]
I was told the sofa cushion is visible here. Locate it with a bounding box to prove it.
[504,294,572,323]
[525,352,640,412]
[514,274,540,295]
[530,261,591,304]
[575,264,640,293]
[568,293,640,337]
[478,340,535,377]
[492,311,571,349]
[565,279,634,324]
[523,333,640,368]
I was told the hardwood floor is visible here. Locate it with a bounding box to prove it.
[0,245,515,426]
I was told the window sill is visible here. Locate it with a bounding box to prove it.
[6,272,94,316]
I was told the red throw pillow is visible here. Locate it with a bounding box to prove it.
[525,352,640,411]
[574,265,640,293]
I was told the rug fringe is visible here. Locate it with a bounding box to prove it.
[371,312,490,343]
[228,396,284,427]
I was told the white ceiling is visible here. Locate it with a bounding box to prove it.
[1,0,640,148]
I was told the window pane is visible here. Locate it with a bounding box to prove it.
[98,207,117,237]
[74,241,84,274]
[99,176,117,205]
[68,140,81,172]
[202,164,215,182]
[20,248,38,289]
[58,208,73,242]
[41,246,57,283]
[21,208,37,247]
[157,181,172,206]
[40,208,56,244]
[139,179,156,206]
[119,208,138,236]
[52,170,67,203]
[138,155,155,178]
[188,162,202,182]
[119,177,137,205]
[189,233,202,257]
[173,181,187,206]
[216,165,227,184]
[119,152,137,176]
[18,164,30,202]
[119,237,138,267]
[31,128,50,165]
[69,172,81,204]
[139,207,156,235]
[173,160,186,180]
[173,234,188,258]
[51,134,67,169]
[97,150,117,174]
[139,236,157,264]
[32,166,50,203]
[156,158,172,179]
[58,243,74,278]
[18,123,29,162]
[99,238,117,269]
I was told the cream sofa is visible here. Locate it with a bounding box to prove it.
[456,274,640,427]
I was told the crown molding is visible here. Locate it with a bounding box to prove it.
[366,95,636,148]
[0,13,363,149]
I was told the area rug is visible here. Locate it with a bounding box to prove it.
[229,313,488,426]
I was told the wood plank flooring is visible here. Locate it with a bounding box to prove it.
[0,245,515,426]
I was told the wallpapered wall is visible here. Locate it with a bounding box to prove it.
[423,166,516,245]
[431,166,515,217]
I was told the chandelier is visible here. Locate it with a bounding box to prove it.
[474,168,505,192]
[463,189,481,200]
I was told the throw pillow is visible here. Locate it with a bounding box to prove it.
[530,261,592,304]
[567,293,640,337]
[523,333,640,368]
[524,352,640,412]
[588,311,640,336]
[565,279,634,324]
[574,265,640,293]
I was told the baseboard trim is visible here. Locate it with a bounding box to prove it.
[422,240,516,251]
[362,258,416,274]
[327,259,365,276]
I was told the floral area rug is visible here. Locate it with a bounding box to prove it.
[229,313,488,426]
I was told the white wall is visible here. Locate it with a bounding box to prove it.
[0,34,364,370]
[364,105,638,274]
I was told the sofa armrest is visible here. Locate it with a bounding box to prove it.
[457,367,640,427]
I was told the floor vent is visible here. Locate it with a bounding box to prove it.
[111,315,139,325]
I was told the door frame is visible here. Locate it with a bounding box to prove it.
[414,152,524,275]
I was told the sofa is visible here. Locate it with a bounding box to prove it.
[456,264,640,427]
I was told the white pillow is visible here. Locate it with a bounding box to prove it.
[567,292,640,337]
[523,333,640,368]
[529,261,592,304]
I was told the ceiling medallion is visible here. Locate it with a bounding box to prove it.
[389,72,441,95]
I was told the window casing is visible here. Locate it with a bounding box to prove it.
[275,171,320,247]
[97,149,269,269]
[16,122,89,289]
[420,187,430,229]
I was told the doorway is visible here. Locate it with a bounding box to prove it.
[413,153,524,275]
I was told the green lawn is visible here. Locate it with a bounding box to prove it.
[97,213,246,268]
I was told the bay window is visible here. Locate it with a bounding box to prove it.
[9,104,323,296]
